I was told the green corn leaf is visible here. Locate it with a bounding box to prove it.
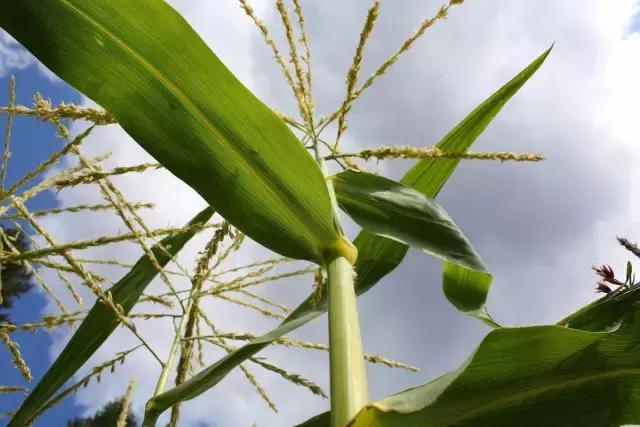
[351,44,552,284]
[144,48,551,419]
[144,295,331,424]
[333,170,487,273]
[299,311,640,427]
[8,206,214,427]
[333,170,494,321]
[0,1,343,264]
[557,284,640,332]
[352,45,552,320]
[441,262,496,326]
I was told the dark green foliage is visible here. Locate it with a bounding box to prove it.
[0,225,34,322]
[67,398,137,427]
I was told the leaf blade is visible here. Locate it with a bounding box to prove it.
[333,170,493,316]
[0,0,340,263]
[557,284,640,331]
[352,46,552,317]
[8,206,214,427]
[333,170,487,273]
[145,47,551,415]
[300,312,640,427]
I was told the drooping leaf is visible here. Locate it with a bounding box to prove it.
[441,262,496,326]
[333,170,487,273]
[351,45,552,319]
[0,1,343,264]
[333,170,494,321]
[9,206,214,427]
[557,283,640,332]
[144,48,551,419]
[300,311,640,427]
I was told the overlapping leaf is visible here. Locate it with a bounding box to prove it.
[557,283,640,331]
[8,207,214,427]
[353,46,552,319]
[300,311,640,426]
[145,49,551,420]
[333,170,487,273]
[0,0,341,264]
[333,170,494,322]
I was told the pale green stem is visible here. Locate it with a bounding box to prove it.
[152,293,197,396]
[327,256,369,426]
[309,121,369,425]
[153,318,186,396]
[144,310,191,426]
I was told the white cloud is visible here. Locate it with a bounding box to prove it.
[0,29,64,82]
[0,30,33,77]
[27,1,640,426]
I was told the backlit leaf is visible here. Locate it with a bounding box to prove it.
[352,46,552,319]
[144,47,551,418]
[0,0,343,264]
[300,311,640,427]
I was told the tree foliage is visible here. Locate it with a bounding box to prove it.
[67,398,137,427]
[0,225,33,322]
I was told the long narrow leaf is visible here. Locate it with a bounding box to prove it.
[9,206,214,427]
[0,1,342,264]
[352,45,552,320]
[145,48,551,418]
[145,295,329,423]
[333,170,493,320]
[557,283,640,331]
[300,311,640,426]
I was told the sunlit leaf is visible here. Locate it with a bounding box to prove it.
[8,207,214,427]
[0,1,342,264]
[300,311,640,427]
[144,47,551,418]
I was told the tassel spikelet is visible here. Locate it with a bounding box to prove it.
[0,1,553,424]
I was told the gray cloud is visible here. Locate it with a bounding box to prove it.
[244,0,640,420]
[30,1,640,425]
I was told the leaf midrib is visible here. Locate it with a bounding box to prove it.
[369,367,640,425]
[59,0,321,249]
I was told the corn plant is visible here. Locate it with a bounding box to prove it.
[1,1,640,426]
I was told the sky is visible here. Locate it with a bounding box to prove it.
[2,1,640,426]
[0,62,82,422]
